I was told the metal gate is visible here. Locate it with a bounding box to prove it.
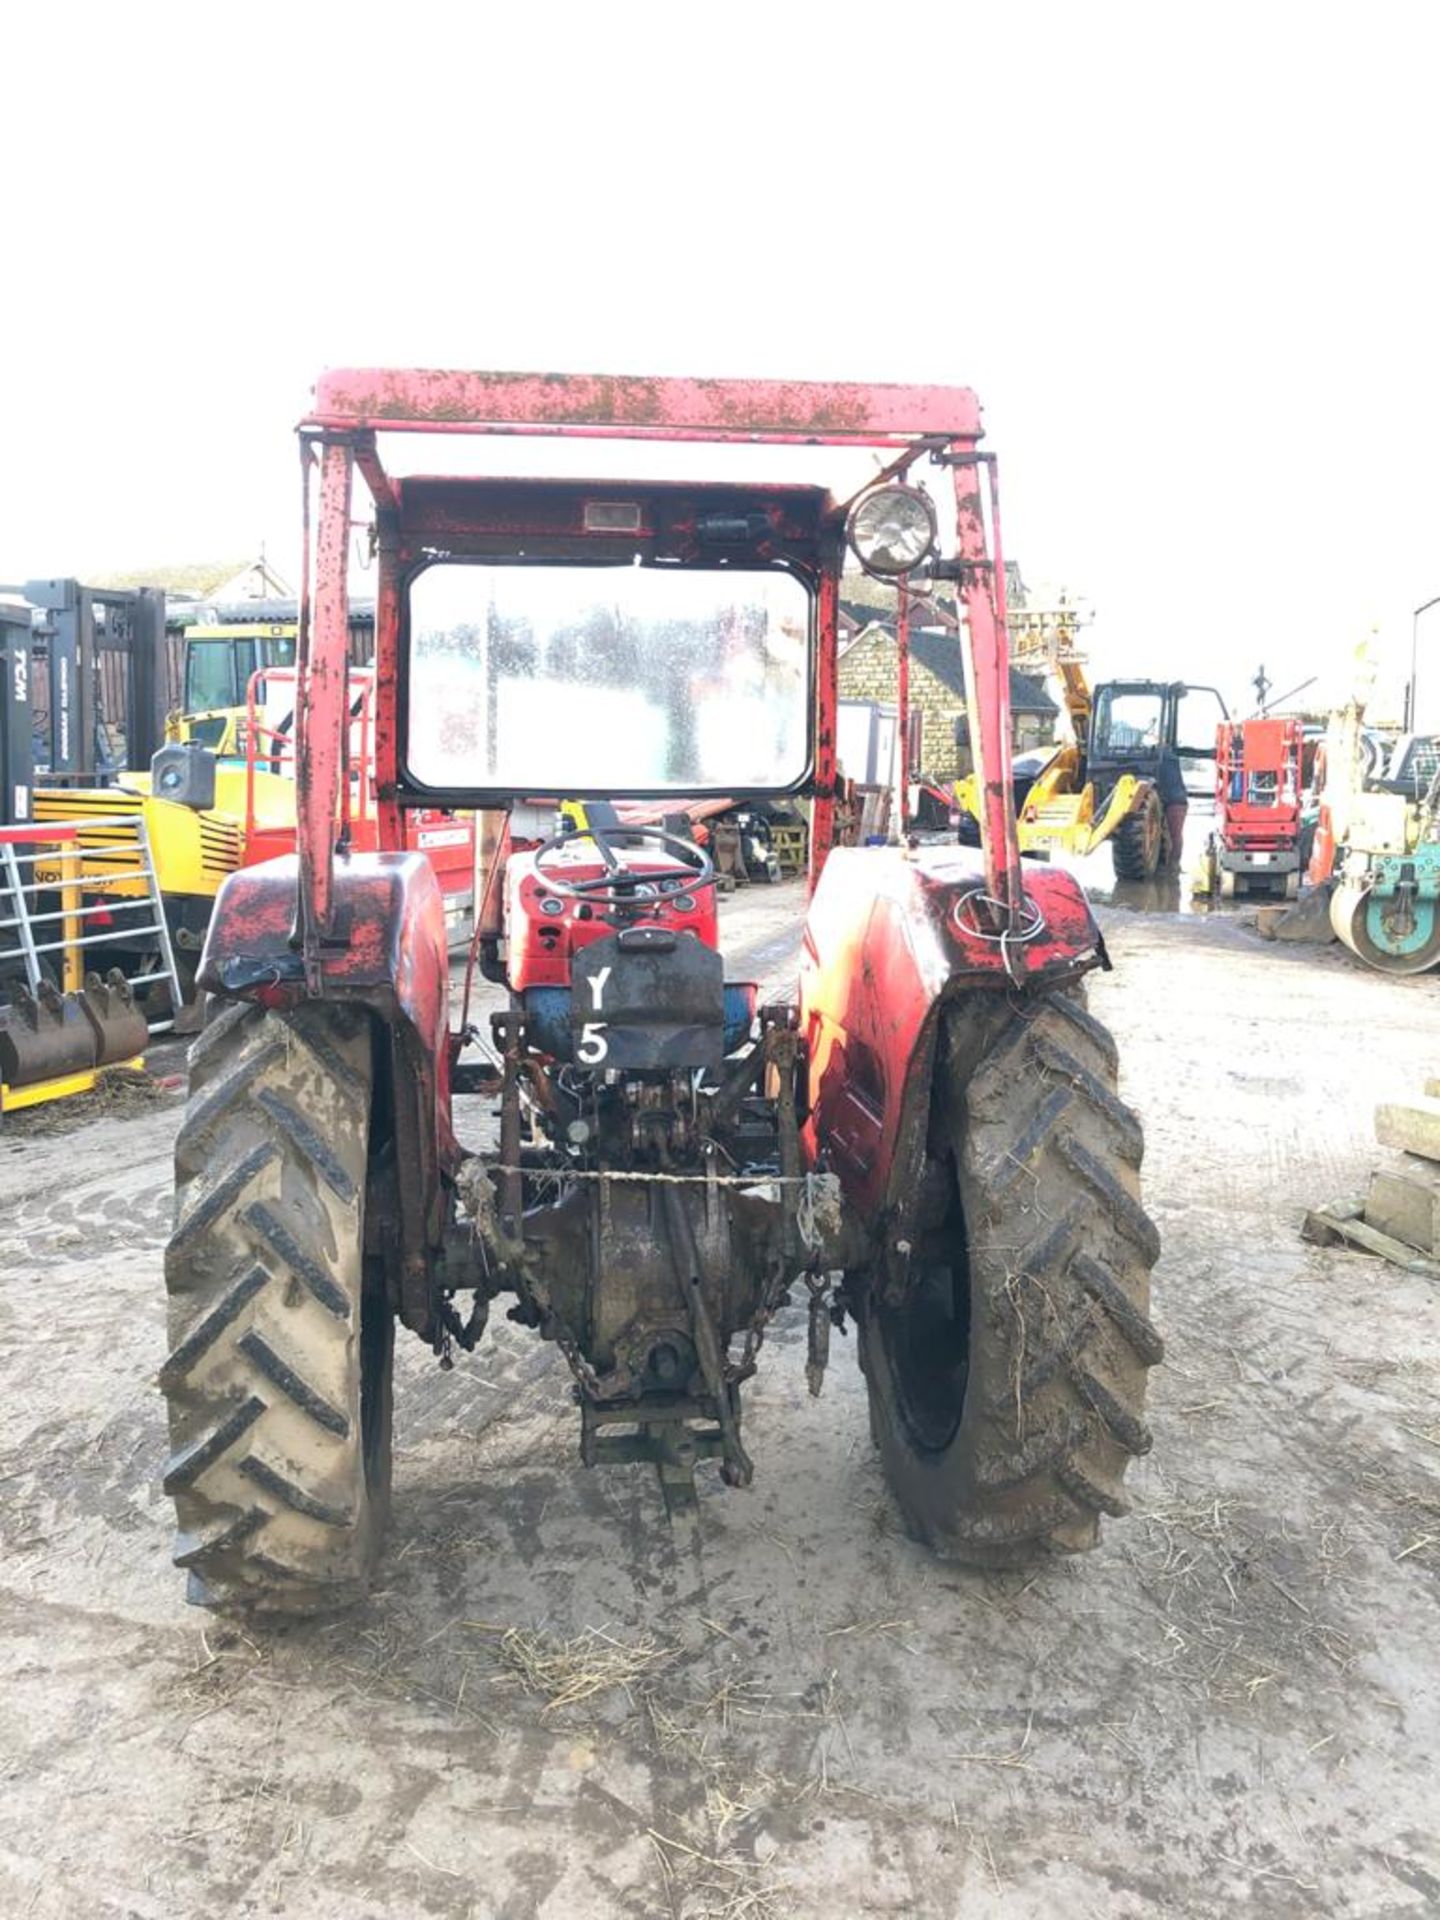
[0,814,185,1024]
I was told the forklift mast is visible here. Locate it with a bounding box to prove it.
[13,579,167,782]
[0,603,34,826]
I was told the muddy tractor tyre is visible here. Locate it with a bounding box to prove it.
[1110,789,1165,882]
[160,1001,392,1614]
[858,990,1162,1566]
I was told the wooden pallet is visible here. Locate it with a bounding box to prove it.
[1301,1079,1440,1281]
[1301,1199,1440,1281]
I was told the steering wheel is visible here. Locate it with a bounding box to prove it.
[533,823,715,906]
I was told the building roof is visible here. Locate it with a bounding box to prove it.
[905,628,1058,713]
[164,596,376,634]
[92,555,294,601]
[91,559,253,597]
[1008,668,1058,714]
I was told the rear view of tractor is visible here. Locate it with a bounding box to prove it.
[159,371,1161,1613]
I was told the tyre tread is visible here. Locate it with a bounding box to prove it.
[159,1264,269,1388]
[237,1329,350,1437]
[860,990,1160,1563]
[159,1004,387,1615]
[167,1144,277,1263]
[241,1200,352,1319]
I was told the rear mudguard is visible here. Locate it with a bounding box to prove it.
[799,844,1106,1236]
[196,852,454,1335]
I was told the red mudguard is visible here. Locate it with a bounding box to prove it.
[799,846,1105,1222]
[197,851,455,1332]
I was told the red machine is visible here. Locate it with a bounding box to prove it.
[159,370,1160,1615]
[1213,716,1305,898]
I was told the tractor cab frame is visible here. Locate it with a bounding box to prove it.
[288,373,1030,954]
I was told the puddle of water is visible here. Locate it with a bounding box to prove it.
[1046,808,1220,916]
[925,800,1294,919]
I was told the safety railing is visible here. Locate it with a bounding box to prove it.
[243,665,376,845]
[0,815,186,1028]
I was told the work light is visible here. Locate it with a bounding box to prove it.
[846,484,938,578]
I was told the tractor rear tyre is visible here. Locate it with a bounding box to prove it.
[857,989,1161,1565]
[1110,790,1164,882]
[160,1001,392,1614]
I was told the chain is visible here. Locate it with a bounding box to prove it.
[733,1278,784,1382]
[490,1164,814,1188]
[508,1275,608,1399]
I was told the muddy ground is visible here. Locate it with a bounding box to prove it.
[1,876,1438,1919]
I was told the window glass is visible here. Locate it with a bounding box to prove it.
[1175,686,1226,758]
[406,564,811,792]
[184,641,238,713]
[1094,690,1165,754]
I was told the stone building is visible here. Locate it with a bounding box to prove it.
[837,621,1059,782]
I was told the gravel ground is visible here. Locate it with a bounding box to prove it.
[1,876,1437,1919]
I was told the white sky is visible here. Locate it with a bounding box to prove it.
[3,2,1437,722]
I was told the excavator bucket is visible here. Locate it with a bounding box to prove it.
[0,969,145,1094]
[0,982,96,1088]
[80,970,149,1066]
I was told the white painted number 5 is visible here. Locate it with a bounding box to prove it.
[578,1022,609,1065]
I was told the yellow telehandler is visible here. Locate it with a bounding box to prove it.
[954,616,1224,881]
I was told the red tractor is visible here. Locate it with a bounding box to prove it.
[160,371,1161,1613]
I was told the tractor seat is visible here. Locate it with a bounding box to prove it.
[523,977,758,1066]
